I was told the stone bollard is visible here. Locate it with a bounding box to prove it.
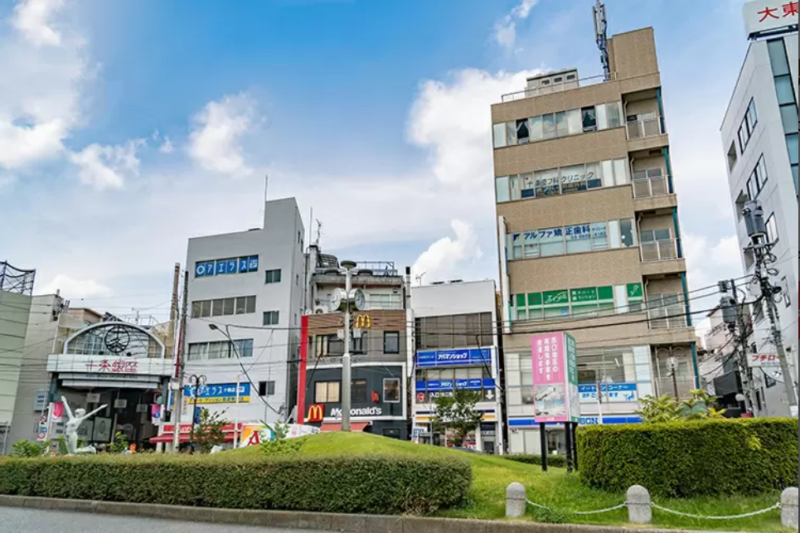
[626,485,651,524]
[506,482,527,518]
[781,487,798,528]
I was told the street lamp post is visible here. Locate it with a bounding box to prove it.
[340,259,357,432]
[209,324,242,448]
[187,373,206,454]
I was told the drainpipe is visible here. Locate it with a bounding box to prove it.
[690,342,700,389]
[656,88,666,134]
[671,208,682,258]
[662,147,674,194]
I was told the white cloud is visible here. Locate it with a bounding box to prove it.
[0,119,67,168]
[12,0,64,47]
[188,93,257,177]
[407,68,539,188]
[159,137,175,154]
[493,0,539,50]
[412,219,482,284]
[683,233,744,292]
[37,274,112,299]
[69,139,145,190]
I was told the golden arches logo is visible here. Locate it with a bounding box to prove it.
[354,314,372,329]
[307,404,324,423]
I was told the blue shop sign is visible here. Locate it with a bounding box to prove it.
[578,383,638,403]
[195,255,259,278]
[416,348,492,368]
[507,415,641,428]
[417,377,495,392]
[183,382,251,404]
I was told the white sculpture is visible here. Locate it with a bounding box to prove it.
[62,397,107,455]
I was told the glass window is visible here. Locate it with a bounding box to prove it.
[223,298,235,316]
[384,331,400,354]
[560,164,587,194]
[542,114,556,139]
[565,223,592,254]
[212,299,224,317]
[258,381,276,396]
[746,99,758,134]
[245,296,256,313]
[315,381,340,403]
[654,229,671,241]
[747,177,758,200]
[208,341,226,360]
[787,133,799,165]
[596,103,608,130]
[493,123,507,148]
[534,168,559,196]
[544,306,569,318]
[538,227,564,257]
[200,300,211,317]
[607,101,622,128]
[506,121,518,145]
[516,119,530,144]
[191,301,201,318]
[520,173,535,198]
[738,125,746,153]
[766,213,778,244]
[510,233,522,259]
[613,159,629,185]
[727,142,738,171]
[263,310,279,325]
[775,76,795,105]
[619,219,635,248]
[351,379,367,403]
[523,231,539,258]
[556,111,569,137]
[509,175,522,200]
[236,339,253,358]
[780,105,799,134]
[383,378,401,402]
[265,269,282,284]
[768,39,790,76]
[591,222,608,250]
[529,116,543,141]
[566,109,582,135]
[495,176,509,202]
[235,297,247,314]
[585,162,602,189]
[757,155,768,190]
[581,106,597,132]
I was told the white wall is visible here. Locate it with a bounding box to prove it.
[183,198,305,424]
[411,280,497,318]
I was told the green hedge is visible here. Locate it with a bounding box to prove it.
[0,453,471,515]
[503,454,567,468]
[577,418,799,497]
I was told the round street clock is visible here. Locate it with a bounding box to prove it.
[104,325,131,354]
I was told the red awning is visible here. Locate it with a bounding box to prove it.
[149,433,235,444]
[319,422,370,432]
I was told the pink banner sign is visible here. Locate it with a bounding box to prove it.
[531,333,568,423]
[51,402,64,421]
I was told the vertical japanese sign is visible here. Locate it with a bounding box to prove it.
[531,332,580,423]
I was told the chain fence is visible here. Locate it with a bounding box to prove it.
[526,499,626,515]
[525,499,782,520]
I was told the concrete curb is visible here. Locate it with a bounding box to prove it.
[0,495,726,532]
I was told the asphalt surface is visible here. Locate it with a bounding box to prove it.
[0,507,323,533]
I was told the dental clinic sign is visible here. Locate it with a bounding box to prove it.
[743,1,798,38]
[531,332,580,424]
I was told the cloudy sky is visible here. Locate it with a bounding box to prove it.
[1,0,751,320]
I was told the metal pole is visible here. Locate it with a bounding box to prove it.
[539,422,548,472]
[671,367,679,402]
[564,421,573,473]
[341,267,352,432]
[760,272,798,408]
[595,382,603,425]
[189,376,198,454]
[172,270,189,453]
[730,279,755,415]
[571,422,579,471]
[234,372,241,449]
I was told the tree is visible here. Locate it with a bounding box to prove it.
[637,390,725,423]
[11,440,48,457]
[192,408,228,453]
[109,431,129,454]
[431,389,483,447]
[260,422,303,456]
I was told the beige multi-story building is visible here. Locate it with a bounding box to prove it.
[492,28,698,455]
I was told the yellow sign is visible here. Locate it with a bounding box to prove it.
[194,396,249,405]
[307,404,324,422]
[354,314,372,329]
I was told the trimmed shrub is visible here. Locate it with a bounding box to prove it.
[0,453,471,515]
[577,418,799,497]
[503,454,567,468]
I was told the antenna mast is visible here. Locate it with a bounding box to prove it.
[592,0,610,81]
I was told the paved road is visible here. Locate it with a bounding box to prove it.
[0,508,323,533]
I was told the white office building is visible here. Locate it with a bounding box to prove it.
[178,198,306,432]
[720,1,798,415]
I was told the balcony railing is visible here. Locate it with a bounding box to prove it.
[632,175,669,198]
[640,239,678,262]
[500,73,615,103]
[647,295,686,329]
[626,116,663,140]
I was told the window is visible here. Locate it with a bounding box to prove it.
[383,378,401,403]
[581,106,597,132]
[727,142,738,171]
[766,213,778,244]
[529,116,543,141]
[315,381,340,403]
[538,227,564,257]
[258,381,275,396]
[265,269,282,284]
[747,177,758,200]
[775,76,796,105]
[187,339,253,361]
[738,98,758,152]
[591,222,608,250]
[492,123,507,148]
[748,154,769,199]
[516,118,529,144]
[351,379,367,403]
[234,339,254,358]
[566,108,582,135]
[542,113,556,139]
[619,219,635,248]
[565,223,592,254]
[262,310,280,326]
[495,158,623,203]
[315,334,343,357]
[384,331,400,354]
[768,39,791,76]
[495,176,509,202]
[506,121,517,145]
[555,111,569,137]
[534,168,559,196]
[192,296,255,318]
[780,104,799,135]
[351,331,367,354]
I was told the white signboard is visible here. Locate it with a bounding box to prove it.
[743,1,798,37]
[47,354,172,376]
[747,353,781,367]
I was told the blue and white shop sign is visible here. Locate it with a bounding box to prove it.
[195,255,259,278]
[578,383,637,403]
[415,348,492,368]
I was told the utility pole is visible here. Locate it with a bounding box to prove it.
[742,200,798,411]
[172,270,189,452]
[720,279,755,415]
[340,260,356,431]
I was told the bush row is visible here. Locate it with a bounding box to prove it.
[503,454,567,468]
[577,418,799,497]
[0,453,471,515]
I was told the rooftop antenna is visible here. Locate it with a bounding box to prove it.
[263,173,269,226]
[314,219,322,247]
[415,272,426,286]
[592,0,610,81]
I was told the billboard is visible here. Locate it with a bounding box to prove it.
[743,1,798,38]
[183,382,250,404]
[531,332,580,423]
[415,348,492,368]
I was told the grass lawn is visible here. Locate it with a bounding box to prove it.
[232,432,788,531]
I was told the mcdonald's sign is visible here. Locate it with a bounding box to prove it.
[354,314,372,329]
[307,404,324,423]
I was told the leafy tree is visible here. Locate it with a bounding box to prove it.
[261,422,303,456]
[637,394,681,423]
[431,389,483,447]
[110,431,129,454]
[637,390,725,423]
[11,440,48,457]
[192,408,228,454]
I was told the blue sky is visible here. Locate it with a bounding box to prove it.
[0,0,752,320]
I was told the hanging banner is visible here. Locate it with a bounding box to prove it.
[531,332,580,423]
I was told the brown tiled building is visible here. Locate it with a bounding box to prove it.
[492,28,698,454]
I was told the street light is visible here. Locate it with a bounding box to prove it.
[208,323,242,448]
[339,259,357,432]
[187,373,206,454]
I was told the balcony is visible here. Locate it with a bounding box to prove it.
[626,116,668,152]
[640,239,677,262]
[500,73,615,103]
[632,174,669,198]
[646,294,687,330]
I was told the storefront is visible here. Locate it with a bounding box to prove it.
[302,364,407,439]
[46,322,172,450]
